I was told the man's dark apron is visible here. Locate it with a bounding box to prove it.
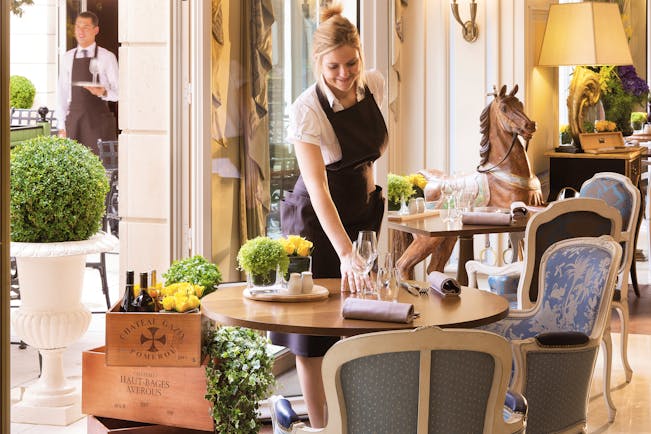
[65,47,117,156]
[273,84,387,357]
[281,84,388,278]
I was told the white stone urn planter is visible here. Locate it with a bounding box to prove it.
[10,231,118,425]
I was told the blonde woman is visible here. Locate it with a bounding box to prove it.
[273,4,387,428]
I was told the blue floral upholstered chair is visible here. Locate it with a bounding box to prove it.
[465,197,622,419]
[269,327,527,434]
[576,172,640,391]
[480,236,622,434]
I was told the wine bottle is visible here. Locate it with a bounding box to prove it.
[132,272,156,312]
[121,270,135,312]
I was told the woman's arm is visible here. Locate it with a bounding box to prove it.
[293,140,364,292]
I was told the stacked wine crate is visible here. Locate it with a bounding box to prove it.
[82,303,215,433]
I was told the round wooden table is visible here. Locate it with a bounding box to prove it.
[201,278,509,336]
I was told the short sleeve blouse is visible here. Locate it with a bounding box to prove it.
[286,69,385,165]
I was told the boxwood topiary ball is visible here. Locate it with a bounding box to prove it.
[10,136,110,243]
[9,75,36,109]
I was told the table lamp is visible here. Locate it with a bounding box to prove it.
[538,2,633,153]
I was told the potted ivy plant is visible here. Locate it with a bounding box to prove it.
[10,135,118,421]
[203,326,275,434]
[237,236,289,287]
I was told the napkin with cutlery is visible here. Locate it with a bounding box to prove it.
[427,271,462,297]
[461,211,511,226]
[342,298,416,323]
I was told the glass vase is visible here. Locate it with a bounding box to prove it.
[398,195,410,215]
[247,267,279,288]
[284,256,312,282]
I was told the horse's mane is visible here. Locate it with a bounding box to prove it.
[478,100,492,166]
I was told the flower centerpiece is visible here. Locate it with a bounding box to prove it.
[387,173,415,214]
[595,65,649,136]
[560,124,572,145]
[631,112,647,132]
[279,235,314,280]
[237,236,289,287]
[163,255,222,297]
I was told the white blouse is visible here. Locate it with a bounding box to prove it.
[286,69,385,165]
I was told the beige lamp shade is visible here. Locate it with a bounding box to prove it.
[538,2,632,67]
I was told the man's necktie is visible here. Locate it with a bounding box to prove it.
[81,49,88,58]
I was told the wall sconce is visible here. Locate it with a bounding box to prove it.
[451,0,478,43]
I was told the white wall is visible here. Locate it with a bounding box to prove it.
[117,0,173,280]
[389,0,554,180]
[9,0,58,110]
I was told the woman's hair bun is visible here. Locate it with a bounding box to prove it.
[320,3,344,22]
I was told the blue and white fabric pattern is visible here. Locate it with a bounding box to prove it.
[481,243,614,340]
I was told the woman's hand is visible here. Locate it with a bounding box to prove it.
[339,250,372,293]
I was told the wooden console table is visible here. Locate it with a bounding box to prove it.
[545,147,643,202]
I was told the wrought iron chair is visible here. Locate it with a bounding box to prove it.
[84,139,119,309]
[481,236,622,434]
[269,327,527,434]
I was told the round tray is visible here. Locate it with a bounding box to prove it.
[243,284,330,302]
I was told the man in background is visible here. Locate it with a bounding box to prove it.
[57,11,118,155]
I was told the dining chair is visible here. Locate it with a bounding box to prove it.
[84,139,120,309]
[481,236,622,433]
[574,172,640,386]
[466,197,621,310]
[269,326,527,434]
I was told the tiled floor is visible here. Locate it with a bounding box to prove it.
[9,234,651,433]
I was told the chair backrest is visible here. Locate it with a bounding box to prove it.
[517,197,621,310]
[320,327,523,434]
[97,139,119,170]
[10,107,57,129]
[578,172,640,296]
[487,236,622,342]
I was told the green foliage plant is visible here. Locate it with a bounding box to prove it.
[387,173,415,203]
[10,136,109,242]
[203,326,275,434]
[237,236,289,277]
[9,75,36,109]
[162,255,222,297]
[631,112,647,130]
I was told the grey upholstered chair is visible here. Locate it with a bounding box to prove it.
[269,327,526,434]
[481,236,622,434]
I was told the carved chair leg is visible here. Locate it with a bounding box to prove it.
[601,327,617,423]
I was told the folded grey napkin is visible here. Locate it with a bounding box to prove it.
[427,271,462,297]
[342,298,416,323]
[461,211,511,226]
[510,201,528,218]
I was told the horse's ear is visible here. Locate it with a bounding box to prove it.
[509,84,519,97]
[499,85,507,96]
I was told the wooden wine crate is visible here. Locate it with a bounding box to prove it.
[82,347,214,432]
[87,415,212,434]
[105,301,203,367]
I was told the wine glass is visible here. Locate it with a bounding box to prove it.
[376,252,399,302]
[351,240,377,294]
[89,58,100,84]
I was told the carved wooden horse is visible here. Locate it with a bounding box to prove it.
[396,85,544,277]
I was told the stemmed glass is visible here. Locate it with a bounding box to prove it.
[352,231,378,294]
[89,58,100,84]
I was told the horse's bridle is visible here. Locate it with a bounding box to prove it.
[477,133,529,173]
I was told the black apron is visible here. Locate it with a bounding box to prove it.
[273,83,387,357]
[280,84,388,278]
[65,47,117,156]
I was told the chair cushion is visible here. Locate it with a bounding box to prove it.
[535,331,589,347]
